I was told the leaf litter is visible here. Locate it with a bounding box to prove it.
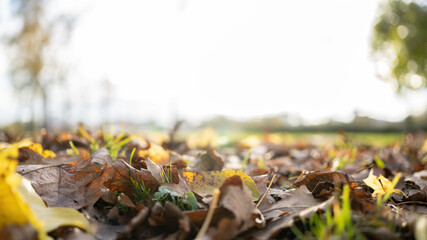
[1,127,427,239]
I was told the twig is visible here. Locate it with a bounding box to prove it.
[256,174,277,208]
[195,188,221,240]
[349,163,374,175]
[395,201,427,206]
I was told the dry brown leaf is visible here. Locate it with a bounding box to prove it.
[206,176,263,240]
[104,159,159,199]
[182,169,261,201]
[259,185,323,220]
[192,149,224,171]
[252,197,335,239]
[119,193,136,208]
[294,171,352,192]
[16,148,112,209]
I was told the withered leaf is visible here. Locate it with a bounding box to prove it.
[253,197,335,239]
[116,207,150,240]
[0,223,38,240]
[206,176,262,240]
[162,175,192,196]
[16,152,109,209]
[193,149,224,171]
[119,193,136,208]
[104,159,158,199]
[18,147,44,164]
[259,185,323,220]
[91,148,113,168]
[294,171,353,192]
[144,158,163,183]
[182,169,261,201]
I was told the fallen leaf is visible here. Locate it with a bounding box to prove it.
[162,175,193,196]
[90,148,113,168]
[182,169,261,201]
[138,143,170,165]
[18,147,44,163]
[116,207,150,239]
[209,175,262,240]
[105,159,159,199]
[0,145,44,239]
[363,173,404,197]
[18,177,90,233]
[294,171,352,192]
[0,139,33,151]
[252,174,270,195]
[147,202,192,238]
[0,223,38,240]
[25,143,56,159]
[259,185,324,220]
[119,193,136,208]
[144,158,164,183]
[422,139,427,154]
[0,144,89,240]
[192,149,224,171]
[252,196,335,239]
[16,149,112,209]
[187,127,218,149]
[239,135,261,148]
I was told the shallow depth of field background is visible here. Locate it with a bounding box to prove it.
[0,0,426,134]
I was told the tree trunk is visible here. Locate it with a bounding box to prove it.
[41,90,49,130]
[29,101,35,132]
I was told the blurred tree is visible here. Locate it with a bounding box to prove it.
[372,0,427,91]
[5,0,75,129]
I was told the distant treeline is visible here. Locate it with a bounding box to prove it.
[198,111,427,133]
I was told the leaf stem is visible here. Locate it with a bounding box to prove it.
[256,174,277,208]
[195,188,220,240]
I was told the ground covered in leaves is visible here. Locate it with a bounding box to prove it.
[1,127,427,240]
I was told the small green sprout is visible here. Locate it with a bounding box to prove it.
[152,186,198,211]
[129,147,136,166]
[67,141,79,155]
[374,155,386,169]
[291,185,365,240]
[239,148,252,171]
[376,173,402,211]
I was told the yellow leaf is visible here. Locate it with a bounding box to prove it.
[0,144,45,240]
[1,139,56,159]
[0,138,33,151]
[139,143,169,165]
[239,135,261,148]
[182,169,261,201]
[187,128,218,149]
[0,143,89,239]
[18,176,90,233]
[363,173,403,197]
[26,143,56,159]
[264,133,283,145]
[422,139,427,154]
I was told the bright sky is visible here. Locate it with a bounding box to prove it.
[1,0,426,126]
